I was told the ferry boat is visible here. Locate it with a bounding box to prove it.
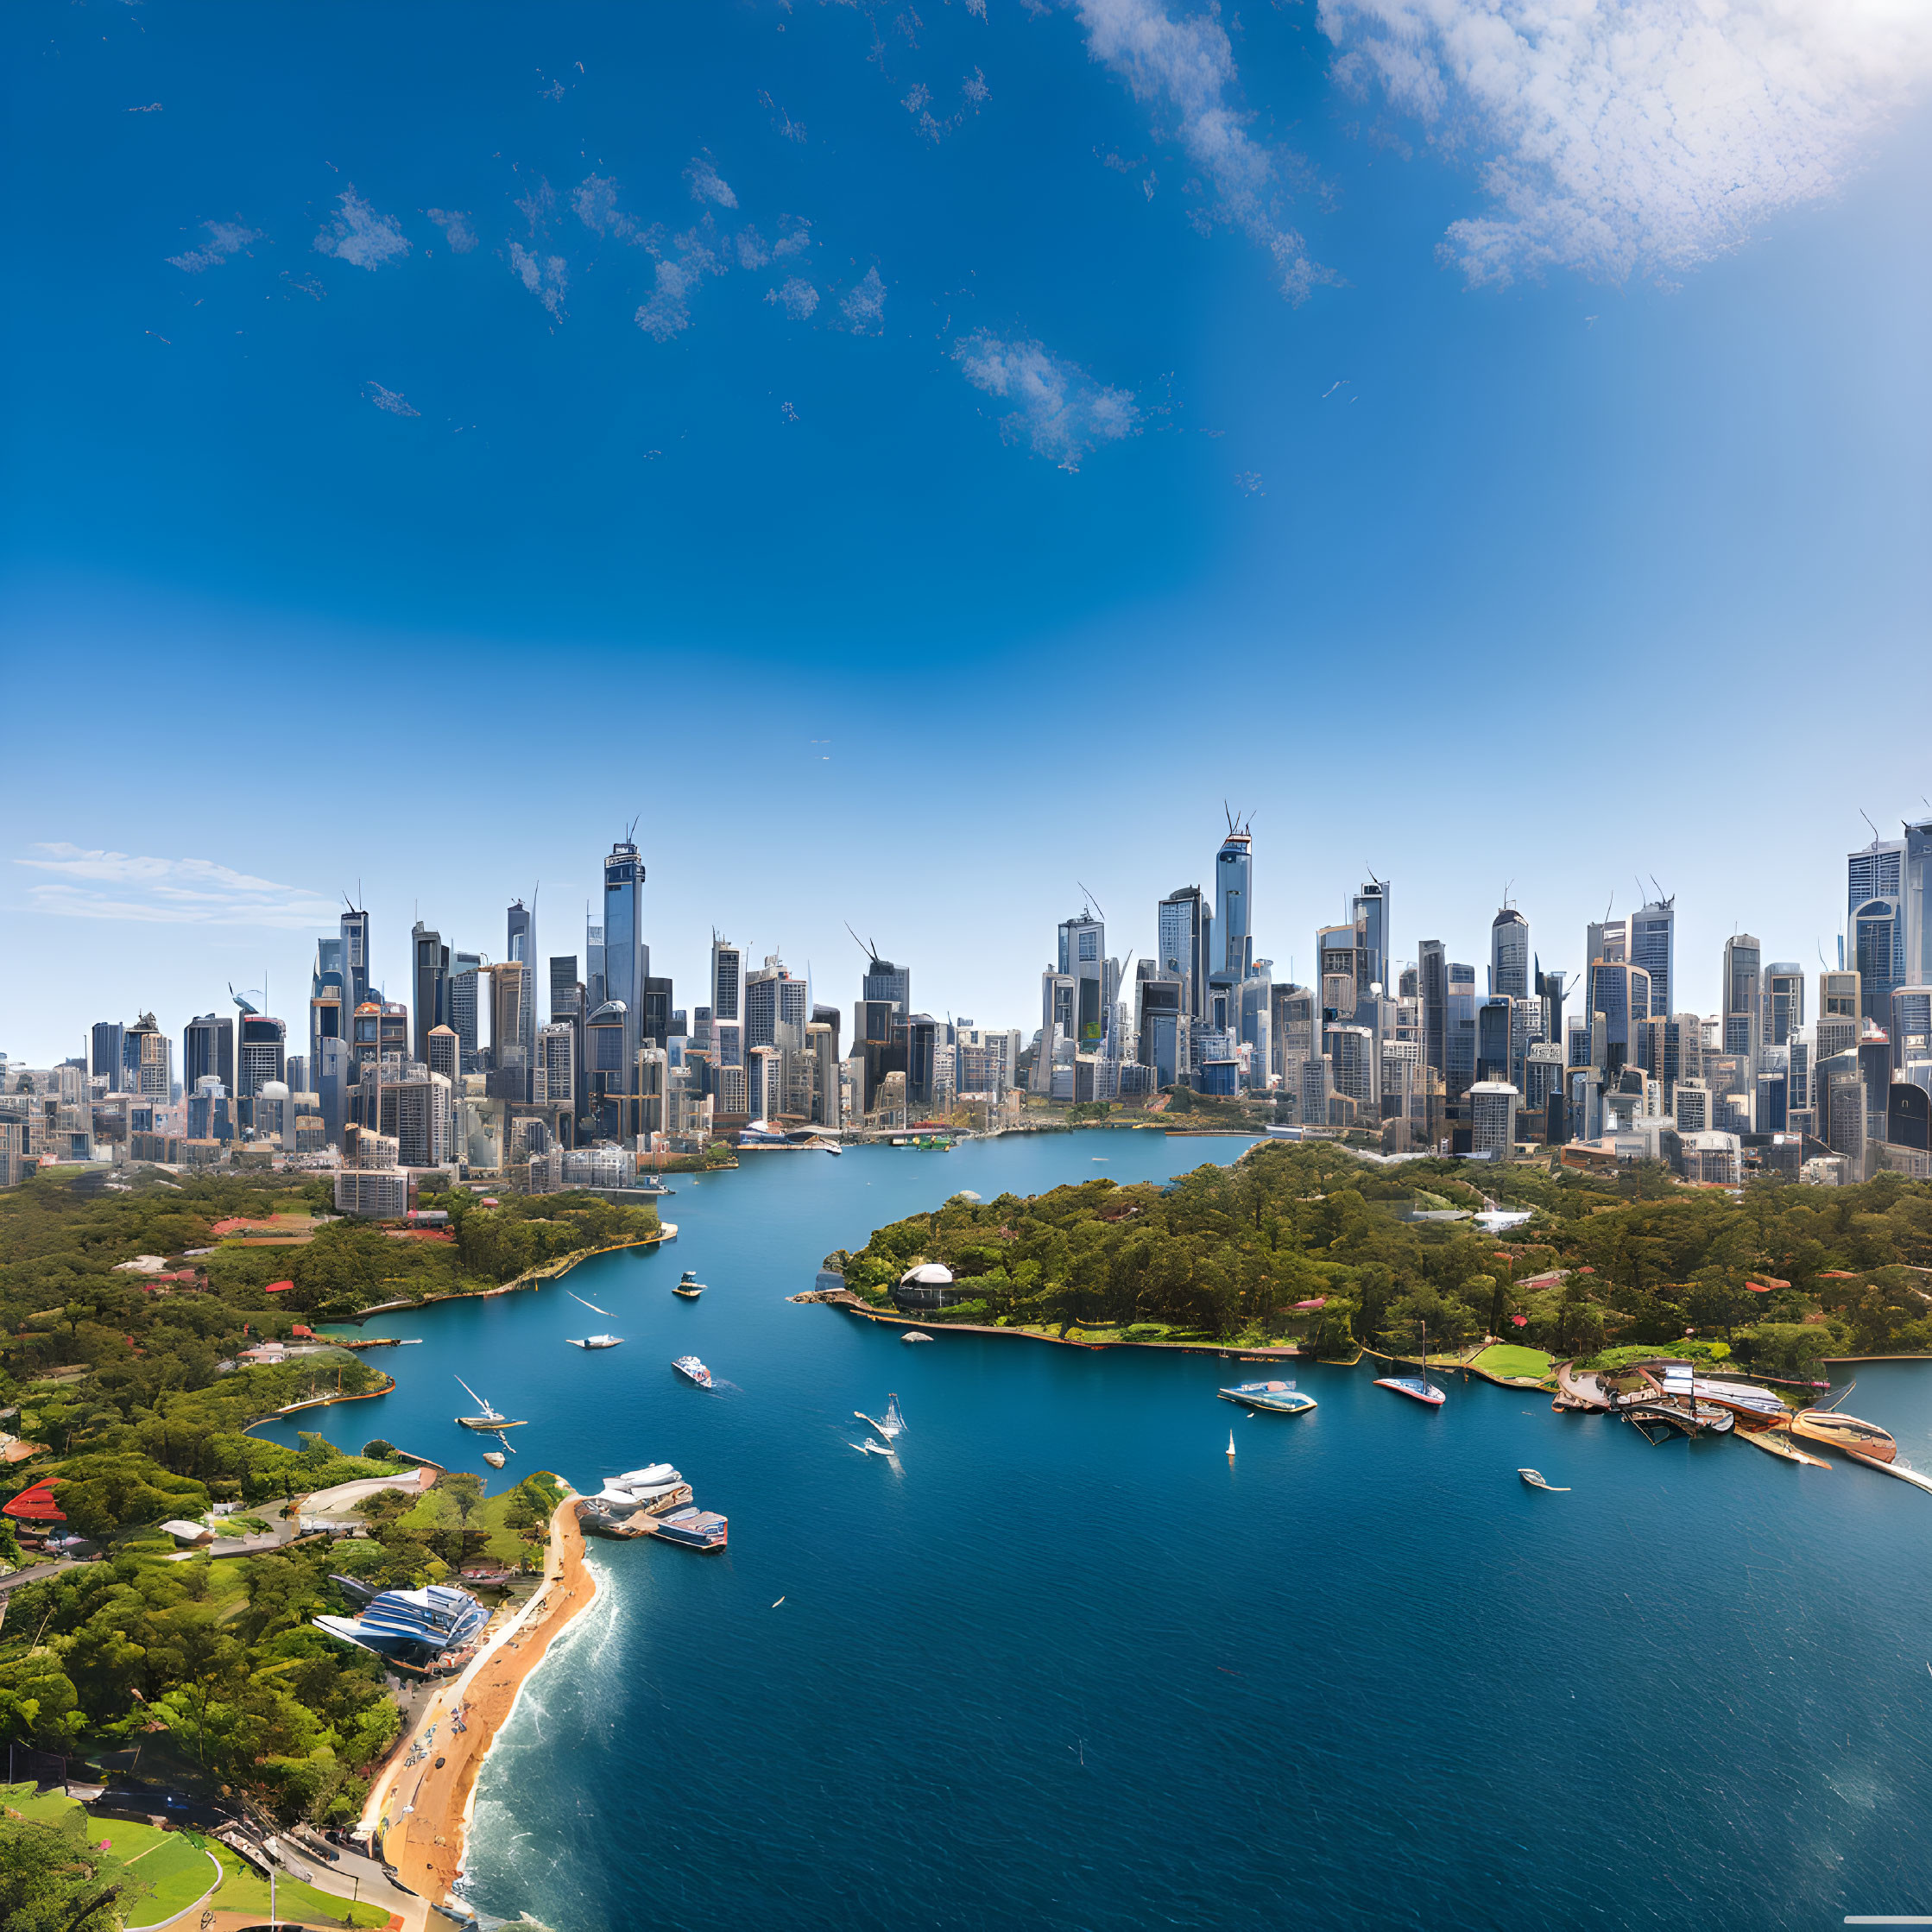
[567,1335,624,1349]
[314,1582,488,1660]
[1217,1379,1316,1416]
[673,1271,705,1299]
[653,1506,729,1550]
[672,1355,714,1388]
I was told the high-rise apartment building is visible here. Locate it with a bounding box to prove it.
[237,1014,287,1098]
[426,1024,459,1084]
[710,935,744,1024]
[535,1022,577,1111]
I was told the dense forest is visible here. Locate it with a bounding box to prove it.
[836,1145,1932,1375]
[0,1167,627,1831]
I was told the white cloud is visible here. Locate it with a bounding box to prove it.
[1071,0,1331,301]
[313,189,410,269]
[15,845,341,930]
[364,382,420,416]
[767,275,820,319]
[426,208,478,254]
[773,216,813,259]
[635,258,700,341]
[685,154,739,208]
[951,330,1140,470]
[166,220,261,273]
[1319,0,1932,286]
[571,174,645,242]
[508,242,569,319]
[838,265,887,334]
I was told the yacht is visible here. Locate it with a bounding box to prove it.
[566,1335,624,1349]
[672,1355,714,1389]
[1217,1379,1316,1416]
[454,1374,527,1430]
[1790,1408,1897,1462]
[653,1506,729,1549]
[673,1271,705,1299]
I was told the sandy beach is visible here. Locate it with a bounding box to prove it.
[364,1493,597,1911]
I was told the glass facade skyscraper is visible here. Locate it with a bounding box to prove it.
[1489,907,1530,1000]
[1212,825,1253,986]
[1629,899,1674,1016]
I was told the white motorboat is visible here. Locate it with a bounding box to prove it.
[567,1335,624,1349]
[454,1374,527,1430]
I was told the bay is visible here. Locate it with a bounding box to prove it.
[261,1131,1932,1930]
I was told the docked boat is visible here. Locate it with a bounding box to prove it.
[610,1462,679,1487]
[1518,1468,1569,1492]
[653,1506,729,1549]
[673,1271,705,1299]
[901,1330,933,1344]
[1652,1364,1786,1423]
[1218,1379,1317,1416]
[672,1355,714,1389]
[1736,1424,1830,1468]
[567,1335,624,1349]
[453,1374,527,1430]
[313,1582,488,1660]
[1790,1409,1897,1462]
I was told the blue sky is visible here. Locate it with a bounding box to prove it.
[3,0,1929,1064]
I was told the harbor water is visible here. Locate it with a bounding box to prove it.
[265,1132,1932,1929]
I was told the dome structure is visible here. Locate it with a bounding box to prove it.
[900,1262,954,1286]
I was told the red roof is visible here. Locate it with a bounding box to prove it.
[265,1280,294,1294]
[1509,1314,1529,1326]
[1746,1283,1772,1294]
[4,1479,66,1522]
[1291,1297,1328,1310]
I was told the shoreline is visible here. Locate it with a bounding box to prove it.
[364,1491,598,1913]
[337,1225,677,1323]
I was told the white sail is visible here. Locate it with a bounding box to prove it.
[882,1395,906,1436]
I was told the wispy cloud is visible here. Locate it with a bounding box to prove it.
[636,257,702,341]
[951,330,1139,470]
[766,276,820,320]
[313,189,410,269]
[166,220,261,273]
[1320,0,1932,286]
[15,845,342,930]
[364,382,420,417]
[685,153,739,209]
[508,242,569,319]
[426,208,478,254]
[838,266,887,334]
[571,174,647,243]
[1071,0,1331,302]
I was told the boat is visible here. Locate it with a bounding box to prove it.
[1736,1424,1830,1468]
[851,1439,895,1457]
[453,1374,527,1430]
[1375,1320,1447,1406]
[610,1462,679,1488]
[856,1396,906,1443]
[673,1271,705,1299]
[672,1355,714,1388]
[900,1330,933,1344]
[652,1506,729,1550]
[1226,1430,1237,1458]
[1651,1364,1787,1423]
[313,1582,489,1660]
[1790,1409,1897,1462]
[1518,1468,1569,1492]
[1217,1379,1317,1416]
[482,1450,506,1469]
[566,1335,625,1349]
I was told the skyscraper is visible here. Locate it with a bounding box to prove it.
[1848,834,1905,1026]
[1905,815,1932,993]
[183,1013,234,1095]
[1058,912,1108,1056]
[412,922,449,1063]
[91,1020,123,1084]
[506,899,539,1070]
[591,840,650,1133]
[1212,819,1254,987]
[1352,877,1389,993]
[1765,963,1805,1047]
[1157,885,1211,1022]
[124,1013,171,1097]
[1489,906,1530,1000]
[1629,896,1675,1016]
[1418,940,1447,1078]
[1723,934,1762,1063]
[340,906,370,1011]
[448,951,482,1072]
[710,934,745,1025]
[237,1014,287,1098]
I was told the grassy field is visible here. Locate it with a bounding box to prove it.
[200,1840,391,1928]
[1469,1342,1556,1381]
[397,1467,564,1568]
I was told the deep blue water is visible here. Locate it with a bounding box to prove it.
[262,1133,1932,1930]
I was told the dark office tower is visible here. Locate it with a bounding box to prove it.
[1212,820,1254,987]
[412,922,450,1063]
[1906,816,1932,993]
[340,906,371,1011]
[1848,834,1906,1026]
[548,956,581,1023]
[237,1014,287,1098]
[1352,877,1389,992]
[1890,1082,1931,1153]
[602,840,649,1058]
[811,1004,843,1059]
[644,976,673,1047]
[1765,963,1805,1047]
[861,952,910,1021]
[1418,941,1448,1076]
[1158,886,1211,1022]
[1476,998,1514,1085]
[1723,934,1762,1063]
[585,915,607,1012]
[90,1020,124,1084]
[447,952,481,1072]
[1859,1030,1892,1150]
[1536,961,1567,1049]
[1630,897,1675,1016]
[1588,963,1651,1075]
[183,1013,234,1095]
[426,1025,459,1084]
[1489,906,1530,1000]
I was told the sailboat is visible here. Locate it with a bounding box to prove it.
[856,1395,906,1448]
[454,1374,527,1430]
[1226,1430,1237,1458]
[1374,1321,1447,1406]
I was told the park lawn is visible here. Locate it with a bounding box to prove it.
[2,1787,218,1926]
[1470,1343,1556,1381]
[399,1468,564,1567]
[204,1840,391,1928]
